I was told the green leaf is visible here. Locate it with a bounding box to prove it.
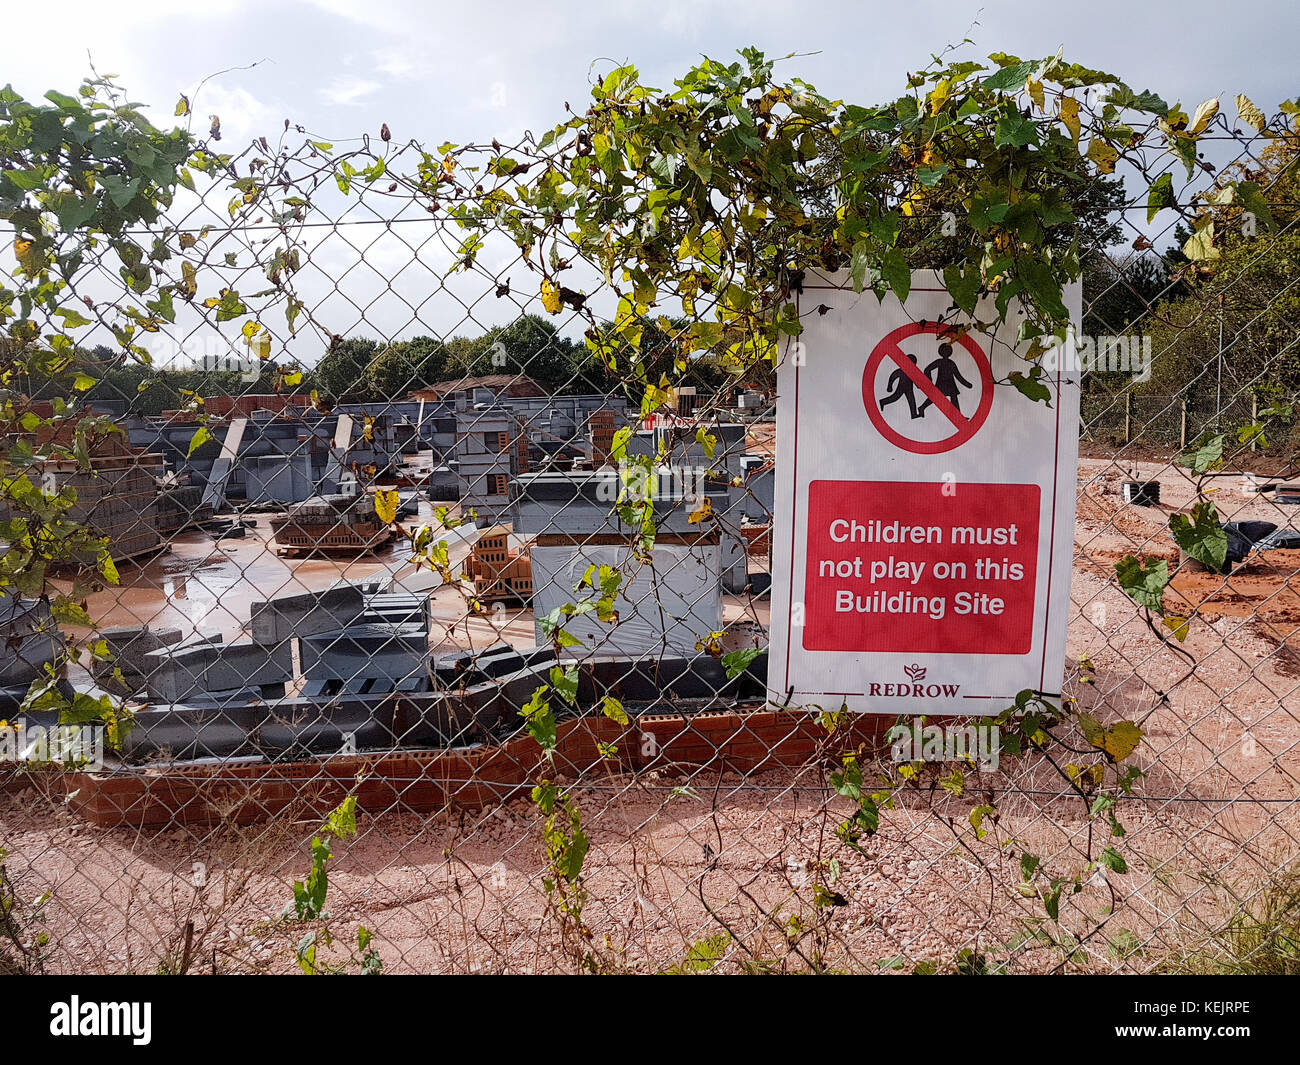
[942,263,980,314]
[1169,501,1227,570]
[879,247,909,302]
[994,112,1038,148]
[1015,256,1067,320]
[981,61,1037,92]
[915,163,949,186]
[1099,846,1129,874]
[1146,172,1174,222]
[549,664,578,705]
[186,425,212,457]
[850,240,870,293]
[1008,368,1051,405]
[43,90,82,110]
[1114,555,1168,613]
[1020,852,1040,881]
[520,685,557,751]
[1233,181,1276,233]
[721,647,762,680]
[1178,434,1224,474]
[663,933,730,974]
[969,192,1010,230]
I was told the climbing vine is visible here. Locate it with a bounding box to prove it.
[4,46,1295,971]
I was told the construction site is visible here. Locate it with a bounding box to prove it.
[0,377,780,829]
[3,32,1300,991]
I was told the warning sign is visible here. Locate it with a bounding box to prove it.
[863,323,993,454]
[803,480,1038,654]
[768,270,1080,714]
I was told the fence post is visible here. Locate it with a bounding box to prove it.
[1124,392,1131,444]
[1180,398,1187,450]
[1251,394,1258,452]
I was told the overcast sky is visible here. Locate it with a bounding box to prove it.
[6,0,1297,360]
[8,0,1296,153]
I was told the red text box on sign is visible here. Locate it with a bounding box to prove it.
[803,480,1040,654]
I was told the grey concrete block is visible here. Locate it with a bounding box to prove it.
[393,691,490,747]
[299,622,427,684]
[92,625,184,692]
[360,592,430,632]
[144,639,293,705]
[248,583,367,645]
[259,697,398,756]
[122,704,268,762]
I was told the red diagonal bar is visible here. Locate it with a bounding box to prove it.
[880,340,969,430]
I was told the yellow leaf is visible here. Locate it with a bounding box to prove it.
[13,237,41,274]
[1059,96,1080,146]
[1235,93,1266,132]
[928,79,951,116]
[1183,222,1219,261]
[1188,97,1219,136]
[1086,138,1119,174]
[1162,614,1190,641]
[99,553,120,586]
[687,497,713,525]
[373,489,399,525]
[1080,714,1143,761]
[540,279,562,314]
[1026,77,1044,111]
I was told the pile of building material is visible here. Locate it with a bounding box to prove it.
[143,634,293,706]
[589,409,617,466]
[62,644,785,827]
[154,482,213,533]
[126,401,405,507]
[18,430,166,565]
[455,405,529,526]
[468,525,533,602]
[269,491,392,557]
[299,623,429,698]
[511,472,726,655]
[91,625,183,694]
[249,581,370,644]
[0,593,61,705]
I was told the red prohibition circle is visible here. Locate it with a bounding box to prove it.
[861,322,994,454]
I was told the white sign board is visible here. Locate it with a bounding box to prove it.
[768,269,1080,714]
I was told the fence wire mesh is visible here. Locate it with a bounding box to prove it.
[2,64,1300,976]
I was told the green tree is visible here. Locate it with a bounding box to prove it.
[314,337,381,401]
[369,335,449,398]
[1139,123,1300,444]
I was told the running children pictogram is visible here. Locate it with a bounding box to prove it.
[862,322,994,454]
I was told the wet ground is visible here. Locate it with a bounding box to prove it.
[68,503,769,657]
[75,507,432,642]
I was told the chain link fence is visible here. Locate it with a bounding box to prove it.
[2,64,1299,976]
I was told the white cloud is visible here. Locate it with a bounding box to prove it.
[190,83,276,145]
[319,76,382,106]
